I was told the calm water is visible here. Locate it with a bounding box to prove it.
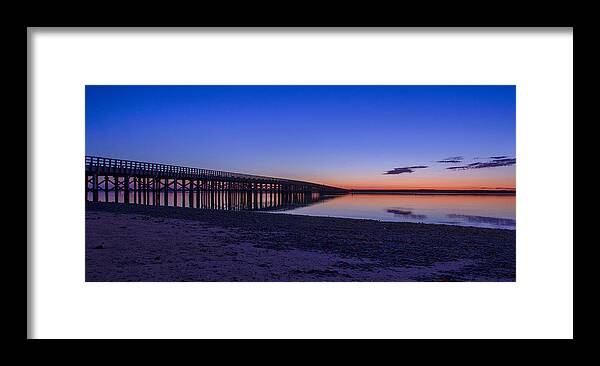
[269,193,516,230]
[88,191,515,230]
[88,190,321,211]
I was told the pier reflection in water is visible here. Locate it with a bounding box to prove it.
[87,188,516,230]
[87,190,329,211]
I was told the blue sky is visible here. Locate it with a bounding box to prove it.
[86,85,515,189]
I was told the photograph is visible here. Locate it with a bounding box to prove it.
[85,85,516,282]
[29,26,573,339]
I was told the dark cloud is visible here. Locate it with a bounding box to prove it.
[474,155,509,160]
[447,157,516,170]
[384,168,413,174]
[383,165,428,175]
[436,156,464,163]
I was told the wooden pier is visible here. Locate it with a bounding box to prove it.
[85,156,347,210]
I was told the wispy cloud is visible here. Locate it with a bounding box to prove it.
[474,155,508,160]
[447,157,516,170]
[436,156,464,163]
[383,165,428,175]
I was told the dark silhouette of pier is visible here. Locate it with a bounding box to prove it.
[85,156,347,211]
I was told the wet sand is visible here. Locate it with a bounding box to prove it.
[85,202,516,282]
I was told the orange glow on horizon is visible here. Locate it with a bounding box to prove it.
[318,178,516,191]
[340,186,516,191]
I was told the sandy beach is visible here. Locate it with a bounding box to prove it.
[86,202,516,281]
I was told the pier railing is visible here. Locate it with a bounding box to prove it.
[86,156,279,181]
[85,156,347,192]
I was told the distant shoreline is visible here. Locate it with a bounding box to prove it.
[346,189,516,195]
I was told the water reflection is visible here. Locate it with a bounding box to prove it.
[88,190,326,211]
[88,191,516,230]
[385,208,427,220]
[269,193,516,230]
[446,214,516,227]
